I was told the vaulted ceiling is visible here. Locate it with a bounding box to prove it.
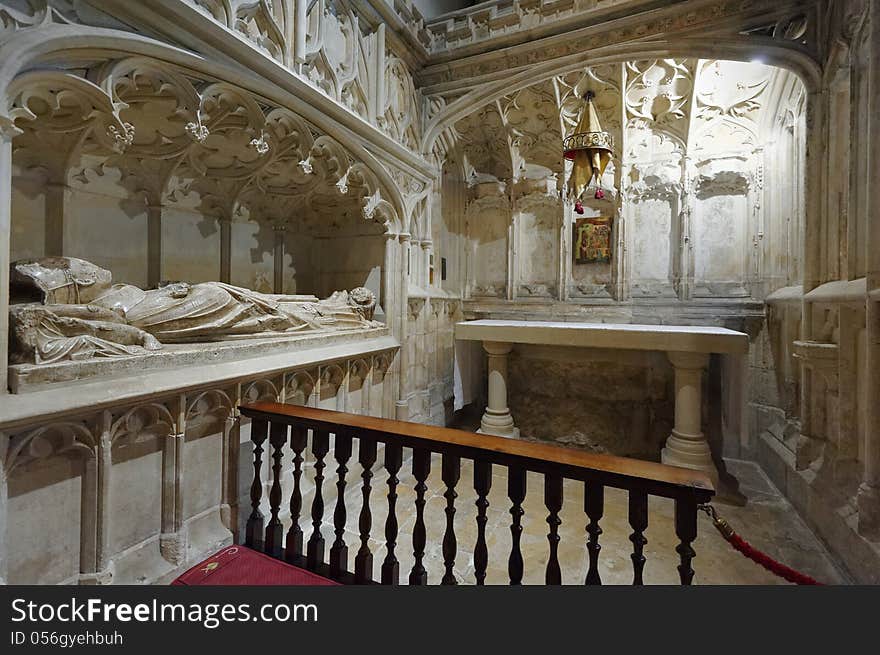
[451,58,806,193]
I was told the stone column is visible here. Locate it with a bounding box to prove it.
[379,232,396,323]
[219,217,232,284]
[661,351,717,482]
[558,201,569,301]
[614,194,627,301]
[147,204,162,288]
[798,87,826,470]
[421,240,432,288]
[221,411,240,535]
[160,429,186,566]
[373,23,386,123]
[0,128,15,394]
[680,162,696,301]
[478,341,519,438]
[293,0,307,67]
[337,362,348,412]
[507,204,517,300]
[273,225,285,293]
[93,428,113,584]
[395,233,411,420]
[360,360,372,416]
[81,412,113,585]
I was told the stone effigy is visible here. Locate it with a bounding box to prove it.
[9,257,379,364]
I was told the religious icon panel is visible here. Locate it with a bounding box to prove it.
[573,216,613,264]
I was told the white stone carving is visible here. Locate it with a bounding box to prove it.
[9,257,380,364]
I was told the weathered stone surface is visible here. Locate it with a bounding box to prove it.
[507,347,673,460]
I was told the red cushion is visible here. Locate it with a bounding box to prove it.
[171,546,339,586]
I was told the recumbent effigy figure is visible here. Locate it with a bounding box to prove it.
[9,257,380,365]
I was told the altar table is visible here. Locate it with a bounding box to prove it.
[454,320,750,481]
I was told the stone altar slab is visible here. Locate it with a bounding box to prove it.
[455,320,749,354]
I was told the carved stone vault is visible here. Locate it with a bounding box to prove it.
[451,56,806,305]
[7,57,402,237]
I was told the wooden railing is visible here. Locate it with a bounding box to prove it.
[238,402,715,585]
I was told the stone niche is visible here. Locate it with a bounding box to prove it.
[507,344,674,459]
[516,197,560,298]
[627,159,682,299]
[570,195,616,299]
[691,157,755,299]
[466,180,510,298]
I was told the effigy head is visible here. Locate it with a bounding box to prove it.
[349,286,376,321]
[10,257,113,305]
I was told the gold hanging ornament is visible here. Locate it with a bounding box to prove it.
[563,91,613,213]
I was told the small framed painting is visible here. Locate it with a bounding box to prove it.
[573,216,613,264]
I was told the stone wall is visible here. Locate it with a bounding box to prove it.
[743,2,880,583]
[507,345,674,459]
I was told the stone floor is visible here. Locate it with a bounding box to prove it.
[302,450,848,585]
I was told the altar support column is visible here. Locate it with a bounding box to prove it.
[662,351,718,483]
[478,341,519,438]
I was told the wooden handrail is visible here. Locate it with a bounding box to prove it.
[238,402,715,585]
[240,402,714,500]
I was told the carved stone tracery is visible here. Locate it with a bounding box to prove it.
[6,56,404,237]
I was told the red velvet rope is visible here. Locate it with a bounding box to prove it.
[726,532,823,585]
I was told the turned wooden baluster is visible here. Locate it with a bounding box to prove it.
[441,454,461,585]
[628,490,648,585]
[264,421,288,558]
[507,467,527,585]
[329,433,353,579]
[381,442,403,584]
[544,474,563,585]
[584,483,604,585]
[409,448,431,585]
[245,418,268,550]
[306,429,330,571]
[354,438,377,584]
[474,459,492,585]
[675,496,698,585]
[285,426,308,565]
